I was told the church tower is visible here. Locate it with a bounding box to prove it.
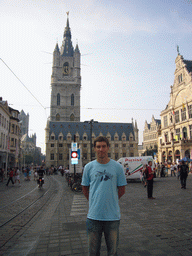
[50,13,81,122]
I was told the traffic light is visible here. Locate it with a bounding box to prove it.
[71,150,78,164]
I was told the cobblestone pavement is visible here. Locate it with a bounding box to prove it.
[1,173,192,256]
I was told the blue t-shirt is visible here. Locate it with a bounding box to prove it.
[81,159,127,221]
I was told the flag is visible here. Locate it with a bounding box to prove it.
[182,103,185,111]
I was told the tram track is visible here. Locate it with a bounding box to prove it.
[0,175,59,251]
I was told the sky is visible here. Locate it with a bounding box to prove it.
[1,0,192,154]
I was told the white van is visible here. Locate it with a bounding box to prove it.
[117,156,155,181]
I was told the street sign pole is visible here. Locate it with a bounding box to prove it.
[74,135,76,177]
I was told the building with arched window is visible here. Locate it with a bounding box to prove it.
[159,51,192,163]
[50,14,81,122]
[45,14,139,168]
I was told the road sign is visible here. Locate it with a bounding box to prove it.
[71,142,77,151]
[71,149,78,165]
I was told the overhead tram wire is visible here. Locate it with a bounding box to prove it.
[44,106,161,111]
[82,107,161,111]
[0,58,47,118]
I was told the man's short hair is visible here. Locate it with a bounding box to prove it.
[148,160,152,164]
[94,136,109,147]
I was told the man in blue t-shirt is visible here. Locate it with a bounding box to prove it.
[81,136,127,256]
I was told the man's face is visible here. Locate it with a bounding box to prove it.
[94,141,109,160]
[148,161,152,166]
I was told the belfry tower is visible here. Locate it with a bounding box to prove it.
[50,13,81,122]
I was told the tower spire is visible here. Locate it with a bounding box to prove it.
[60,12,74,56]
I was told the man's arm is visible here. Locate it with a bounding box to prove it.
[82,186,89,200]
[118,186,125,199]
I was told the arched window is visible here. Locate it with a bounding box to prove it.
[70,114,75,121]
[56,113,60,121]
[57,93,60,106]
[175,150,180,160]
[185,150,190,158]
[183,127,187,139]
[71,94,74,106]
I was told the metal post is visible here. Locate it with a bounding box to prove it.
[89,119,94,161]
[74,135,76,177]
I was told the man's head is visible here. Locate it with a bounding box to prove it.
[94,136,109,148]
[148,161,152,166]
[94,136,110,163]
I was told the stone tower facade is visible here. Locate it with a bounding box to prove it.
[50,14,81,122]
[18,110,29,136]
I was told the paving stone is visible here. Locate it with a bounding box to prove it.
[2,174,192,255]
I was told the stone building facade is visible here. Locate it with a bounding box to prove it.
[142,115,161,155]
[9,106,20,167]
[45,120,138,168]
[0,98,10,169]
[18,111,41,167]
[0,98,21,169]
[19,110,29,136]
[159,52,192,163]
[45,15,139,168]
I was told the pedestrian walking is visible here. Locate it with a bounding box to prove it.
[170,163,176,176]
[179,160,189,189]
[177,162,181,180]
[140,169,144,184]
[145,161,155,199]
[161,162,165,177]
[157,162,161,177]
[81,136,127,256]
[6,168,14,186]
[15,168,21,185]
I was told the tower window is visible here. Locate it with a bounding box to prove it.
[71,94,74,106]
[70,114,75,121]
[56,114,60,121]
[57,93,60,106]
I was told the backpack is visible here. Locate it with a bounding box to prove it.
[180,164,188,176]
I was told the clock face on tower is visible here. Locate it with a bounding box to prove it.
[63,62,70,76]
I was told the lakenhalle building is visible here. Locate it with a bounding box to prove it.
[45,14,138,168]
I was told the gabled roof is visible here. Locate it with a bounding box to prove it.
[49,121,135,141]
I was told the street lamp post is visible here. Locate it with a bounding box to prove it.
[89,119,94,161]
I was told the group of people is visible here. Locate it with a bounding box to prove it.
[5,167,21,186]
[139,159,191,201]
[4,166,47,187]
